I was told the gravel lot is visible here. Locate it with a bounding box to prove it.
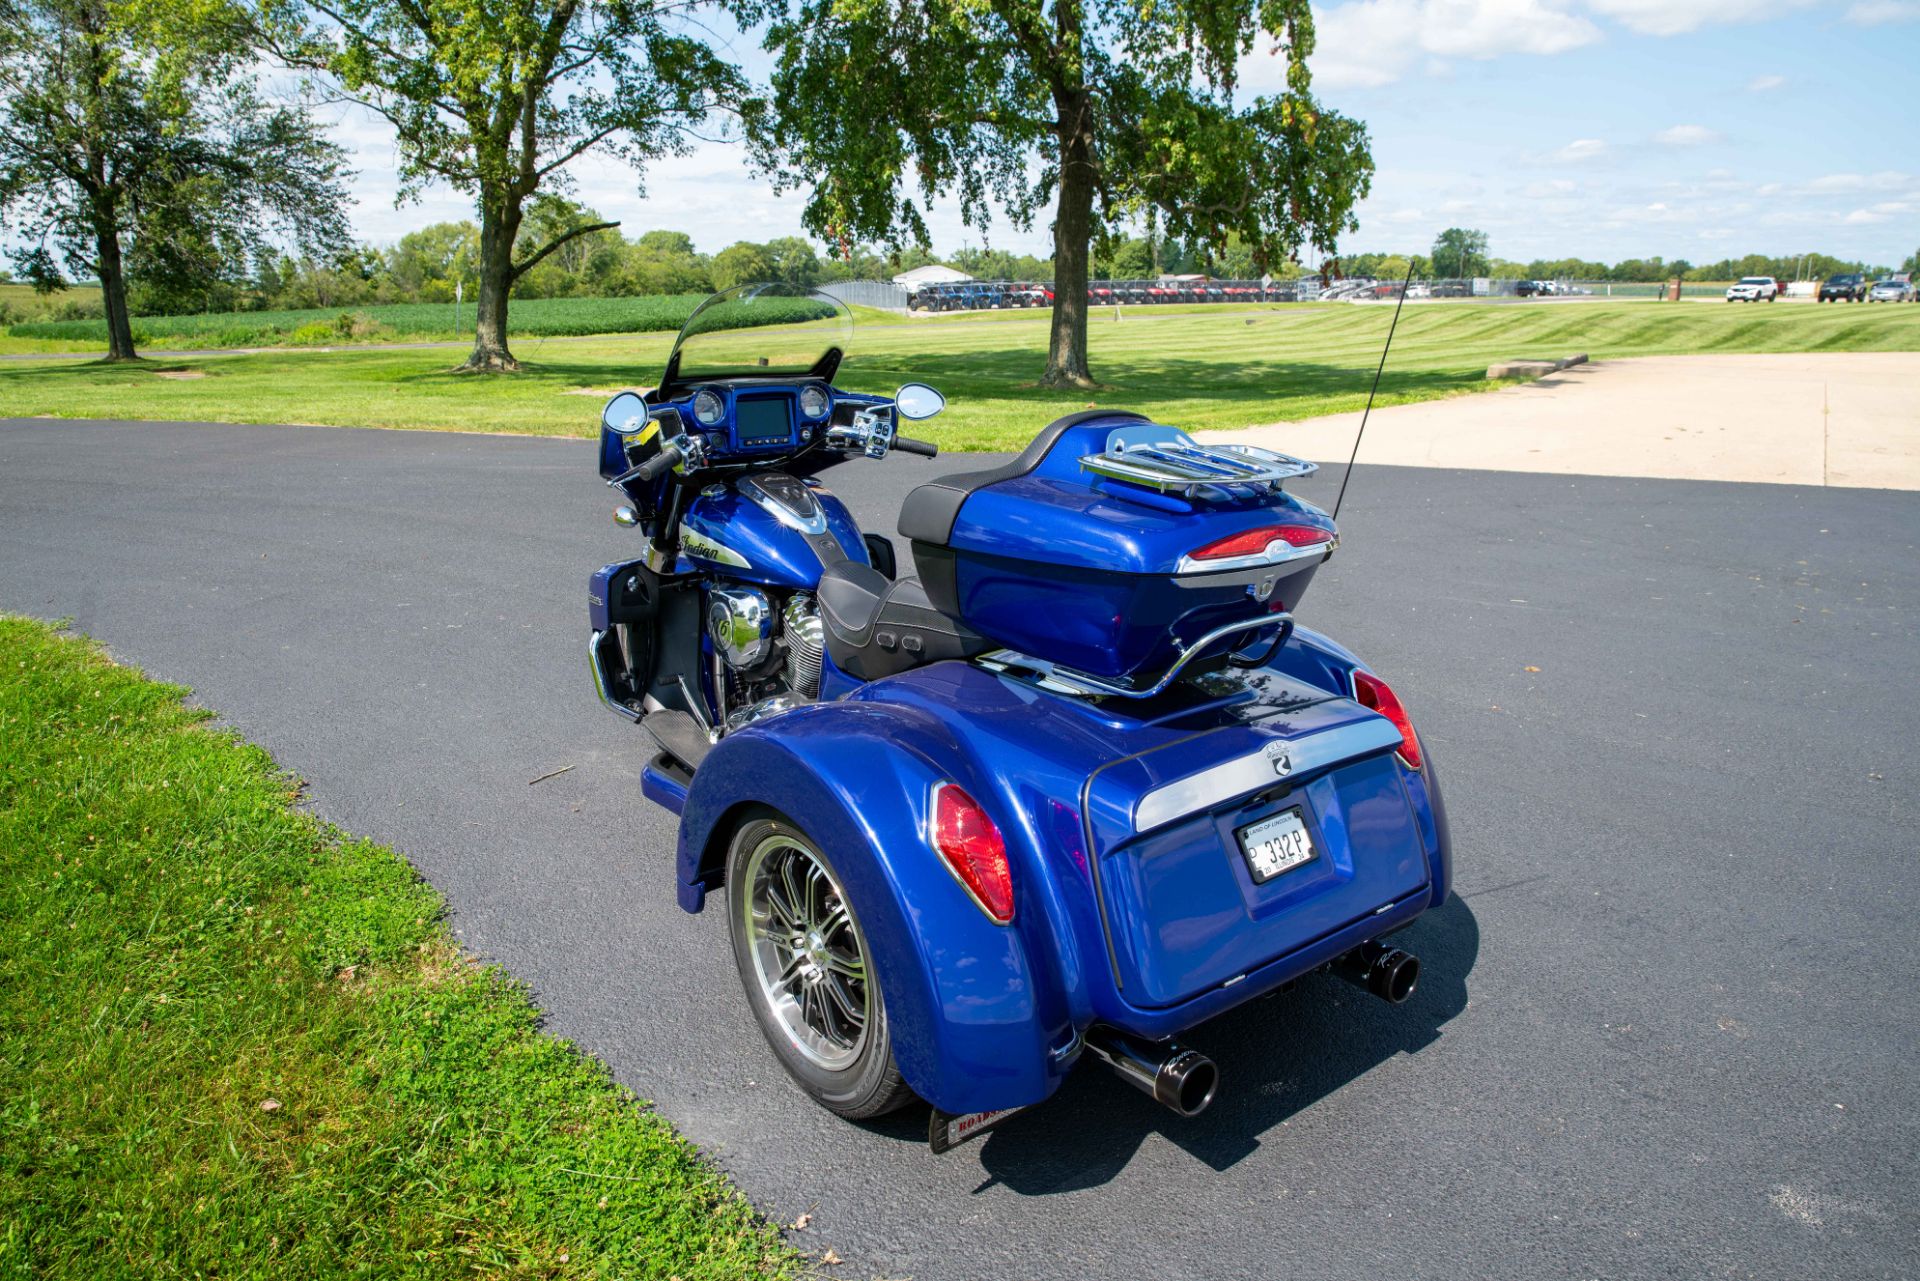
[3,416,1916,1280]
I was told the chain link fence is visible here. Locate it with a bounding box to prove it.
[817,276,1752,314]
[815,281,910,310]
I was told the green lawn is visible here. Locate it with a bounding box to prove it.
[0,295,900,354]
[0,616,798,1279]
[3,299,1916,451]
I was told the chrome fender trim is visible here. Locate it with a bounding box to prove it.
[1131,712,1405,833]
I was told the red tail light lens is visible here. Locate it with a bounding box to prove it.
[931,784,1014,923]
[1351,670,1423,770]
[1187,524,1333,562]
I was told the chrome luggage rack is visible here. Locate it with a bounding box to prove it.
[1080,438,1317,496]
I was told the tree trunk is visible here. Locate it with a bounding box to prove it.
[95,221,138,362]
[461,190,522,372]
[1043,93,1097,390]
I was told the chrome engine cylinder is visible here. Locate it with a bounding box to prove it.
[784,594,824,698]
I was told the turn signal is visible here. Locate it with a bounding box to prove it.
[931,783,1014,923]
[1186,523,1333,561]
[1351,670,1423,770]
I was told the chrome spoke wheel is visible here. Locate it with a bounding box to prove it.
[742,832,870,1070]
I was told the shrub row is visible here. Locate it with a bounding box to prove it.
[6,292,835,346]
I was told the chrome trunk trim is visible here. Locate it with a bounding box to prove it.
[1174,536,1335,576]
[1131,713,1404,833]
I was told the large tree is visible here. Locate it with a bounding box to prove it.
[264,0,757,371]
[758,0,1371,387]
[1429,227,1490,279]
[0,0,348,359]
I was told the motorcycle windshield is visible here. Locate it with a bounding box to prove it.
[663,283,853,390]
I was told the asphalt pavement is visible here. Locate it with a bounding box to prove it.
[3,417,1916,1280]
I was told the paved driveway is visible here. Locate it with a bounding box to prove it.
[1209,352,1920,491]
[3,418,1916,1280]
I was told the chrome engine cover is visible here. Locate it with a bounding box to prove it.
[707,585,774,668]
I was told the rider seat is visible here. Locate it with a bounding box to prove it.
[816,559,989,682]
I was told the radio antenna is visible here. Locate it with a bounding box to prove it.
[1332,260,1417,522]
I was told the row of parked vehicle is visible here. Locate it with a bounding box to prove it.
[905,277,1508,311]
[905,280,1307,311]
[1721,273,1918,302]
[1819,272,1916,303]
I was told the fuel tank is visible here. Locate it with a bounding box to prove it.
[677,471,869,589]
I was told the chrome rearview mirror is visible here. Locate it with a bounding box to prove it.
[602,390,648,436]
[894,382,945,421]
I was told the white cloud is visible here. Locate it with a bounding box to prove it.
[1747,73,1787,91]
[1654,124,1722,145]
[1524,179,1579,197]
[1844,0,1920,22]
[1848,201,1917,221]
[1585,0,1817,35]
[1806,170,1914,193]
[1549,138,1610,163]
[1293,0,1601,90]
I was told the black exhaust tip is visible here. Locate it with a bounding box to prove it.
[1334,941,1421,1004]
[1084,1031,1219,1117]
[1163,1049,1220,1117]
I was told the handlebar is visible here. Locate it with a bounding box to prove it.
[631,443,684,483]
[893,436,939,458]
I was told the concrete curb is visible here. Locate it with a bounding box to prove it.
[1488,352,1589,379]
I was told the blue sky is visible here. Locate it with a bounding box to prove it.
[330,0,1920,267]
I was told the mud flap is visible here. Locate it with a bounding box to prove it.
[927,1105,1027,1154]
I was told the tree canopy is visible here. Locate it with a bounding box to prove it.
[1429,228,1490,279]
[756,0,1372,386]
[260,0,762,369]
[0,0,348,357]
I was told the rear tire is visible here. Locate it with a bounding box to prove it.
[725,814,917,1119]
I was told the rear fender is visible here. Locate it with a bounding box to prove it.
[677,701,1077,1114]
[1276,625,1453,905]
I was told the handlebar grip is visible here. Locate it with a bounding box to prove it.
[634,443,684,482]
[893,436,939,458]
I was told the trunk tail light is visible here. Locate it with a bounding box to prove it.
[1351,670,1423,770]
[1186,523,1333,562]
[931,783,1014,923]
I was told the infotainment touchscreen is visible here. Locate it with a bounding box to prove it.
[735,395,794,448]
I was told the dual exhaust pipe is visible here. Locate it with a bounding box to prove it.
[1084,941,1419,1118]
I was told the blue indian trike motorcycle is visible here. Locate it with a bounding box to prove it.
[588,284,1451,1151]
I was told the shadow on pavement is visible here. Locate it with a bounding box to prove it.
[859,894,1479,1193]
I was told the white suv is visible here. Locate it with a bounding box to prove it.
[1726,276,1779,303]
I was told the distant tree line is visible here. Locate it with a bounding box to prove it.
[1402,229,1900,284]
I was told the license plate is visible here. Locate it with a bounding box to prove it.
[1236,808,1317,883]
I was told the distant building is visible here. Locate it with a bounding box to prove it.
[891,264,973,287]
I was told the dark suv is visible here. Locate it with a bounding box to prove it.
[1819,274,1867,303]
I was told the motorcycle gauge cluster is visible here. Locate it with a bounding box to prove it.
[799,384,829,419]
[692,388,725,426]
